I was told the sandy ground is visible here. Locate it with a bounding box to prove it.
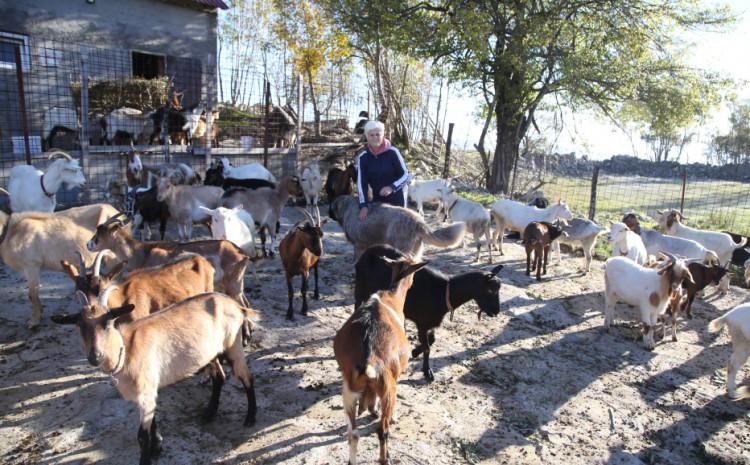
[1,205,749,465]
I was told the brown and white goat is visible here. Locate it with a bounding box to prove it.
[60,249,215,325]
[52,290,258,465]
[334,256,427,465]
[87,216,257,308]
[708,303,750,400]
[279,208,327,320]
[523,221,567,281]
[156,175,223,240]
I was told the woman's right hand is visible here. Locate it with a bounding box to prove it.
[359,206,369,222]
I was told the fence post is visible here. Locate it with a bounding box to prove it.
[204,54,213,167]
[680,169,687,213]
[80,43,91,203]
[296,76,302,174]
[14,45,31,164]
[264,80,271,168]
[442,123,454,179]
[588,165,600,221]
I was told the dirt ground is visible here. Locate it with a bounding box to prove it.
[1,205,749,465]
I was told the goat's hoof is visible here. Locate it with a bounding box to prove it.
[313,293,320,300]
[149,439,163,459]
[244,415,256,427]
[301,309,309,317]
[286,313,295,322]
[200,409,217,424]
[25,320,41,330]
[424,370,435,382]
[411,348,422,358]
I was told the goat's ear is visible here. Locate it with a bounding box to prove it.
[683,270,695,286]
[319,219,328,228]
[656,209,663,215]
[404,260,429,277]
[488,263,504,277]
[109,304,136,320]
[232,204,243,212]
[105,261,127,280]
[60,260,79,280]
[198,206,213,214]
[51,313,79,325]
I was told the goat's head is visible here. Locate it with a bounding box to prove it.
[88,213,131,252]
[156,175,176,201]
[381,256,429,293]
[553,199,574,221]
[297,208,327,257]
[204,163,225,186]
[656,252,695,298]
[123,146,143,184]
[287,175,304,198]
[199,205,245,242]
[48,151,86,188]
[60,250,126,300]
[607,221,629,244]
[219,157,233,177]
[621,213,642,234]
[474,263,504,319]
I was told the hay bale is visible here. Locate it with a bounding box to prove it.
[71,77,171,116]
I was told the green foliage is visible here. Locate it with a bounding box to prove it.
[709,101,750,164]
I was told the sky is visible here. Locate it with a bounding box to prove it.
[446,0,750,162]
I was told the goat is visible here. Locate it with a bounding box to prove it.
[51,290,258,465]
[204,162,277,190]
[708,303,750,400]
[438,186,492,262]
[60,249,214,325]
[219,174,303,257]
[217,157,277,183]
[325,161,357,214]
[608,221,648,265]
[724,231,750,268]
[657,208,747,292]
[489,198,573,255]
[279,208,327,320]
[330,195,466,262]
[199,205,262,286]
[131,185,169,241]
[553,218,607,273]
[87,216,257,308]
[604,253,694,350]
[123,147,201,188]
[8,151,86,212]
[102,107,151,145]
[523,221,567,281]
[354,244,503,381]
[148,103,204,145]
[156,176,223,240]
[334,256,427,465]
[622,213,720,265]
[408,177,450,218]
[745,258,750,288]
[679,261,728,320]
[191,108,220,147]
[43,107,78,150]
[301,156,323,218]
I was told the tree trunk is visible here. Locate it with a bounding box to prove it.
[307,69,321,138]
[489,122,520,195]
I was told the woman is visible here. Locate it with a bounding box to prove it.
[357,121,410,221]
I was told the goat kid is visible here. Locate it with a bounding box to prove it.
[279,208,327,320]
[334,256,427,465]
[354,244,503,381]
[608,221,648,265]
[523,221,567,281]
[554,218,607,273]
[708,303,750,400]
[52,290,258,465]
[409,177,450,218]
[439,186,492,262]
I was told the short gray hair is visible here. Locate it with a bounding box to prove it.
[364,120,384,136]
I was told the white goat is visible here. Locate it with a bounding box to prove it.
[103,107,151,145]
[604,253,694,350]
[218,157,277,183]
[439,186,492,262]
[657,209,747,292]
[489,198,574,255]
[199,205,261,286]
[608,221,648,265]
[8,151,86,212]
[408,177,450,218]
[554,218,607,273]
[301,156,323,218]
[156,176,223,240]
[709,303,750,400]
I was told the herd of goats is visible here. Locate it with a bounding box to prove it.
[0,149,749,464]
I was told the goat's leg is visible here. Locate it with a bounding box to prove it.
[227,340,257,426]
[137,393,159,465]
[342,382,360,465]
[300,270,310,316]
[285,274,296,321]
[525,251,531,276]
[25,270,42,330]
[148,416,162,459]
[259,227,268,256]
[416,328,435,382]
[377,385,397,465]
[543,245,550,275]
[201,369,225,424]
[726,345,749,399]
[312,262,320,300]
[485,225,492,263]
[536,250,542,281]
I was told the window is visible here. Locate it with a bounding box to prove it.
[0,32,30,70]
[132,51,164,79]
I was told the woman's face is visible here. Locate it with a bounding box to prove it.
[367,128,383,147]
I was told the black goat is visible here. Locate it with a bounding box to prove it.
[724,231,750,266]
[325,161,357,219]
[132,185,169,241]
[354,244,504,382]
[681,261,727,319]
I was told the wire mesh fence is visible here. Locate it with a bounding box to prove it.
[0,35,748,236]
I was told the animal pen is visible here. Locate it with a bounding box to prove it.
[0,35,749,235]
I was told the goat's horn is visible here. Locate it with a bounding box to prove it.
[98,285,119,309]
[656,210,663,215]
[677,211,689,221]
[297,207,315,225]
[74,250,88,275]
[92,250,112,278]
[0,187,9,198]
[76,290,90,307]
[100,212,125,228]
[48,150,73,161]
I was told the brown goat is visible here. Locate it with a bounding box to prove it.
[333,256,427,465]
[279,208,327,321]
[60,249,215,326]
[87,215,258,308]
[523,221,567,281]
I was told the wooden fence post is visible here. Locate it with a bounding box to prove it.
[14,45,31,165]
[680,169,687,213]
[588,165,600,221]
[264,81,271,168]
[442,123,454,179]
[80,43,90,203]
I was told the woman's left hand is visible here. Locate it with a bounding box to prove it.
[379,186,393,196]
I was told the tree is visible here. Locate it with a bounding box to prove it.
[403,0,736,193]
[709,102,750,164]
[274,0,351,138]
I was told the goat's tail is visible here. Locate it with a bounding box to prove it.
[734,386,750,400]
[706,251,720,265]
[419,221,466,248]
[355,363,378,379]
[707,315,727,333]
